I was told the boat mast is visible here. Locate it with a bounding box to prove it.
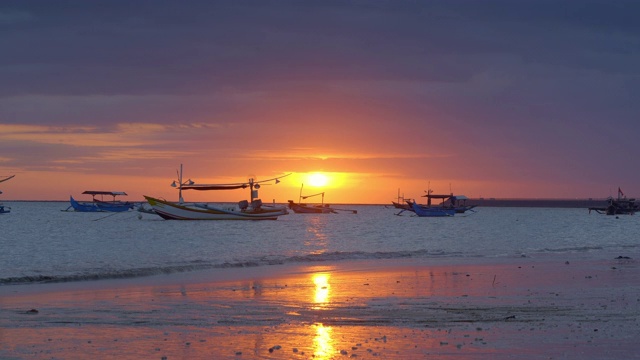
[171,164,193,203]
[299,183,304,203]
[249,178,259,203]
[178,164,184,203]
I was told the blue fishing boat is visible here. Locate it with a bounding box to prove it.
[393,186,476,217]
[410,201,456,217]
[66,191,134,212]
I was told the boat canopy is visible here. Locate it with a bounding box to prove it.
[421,194,469,200]
[181,173,291,192]
[82,191,128,196]
[421,193,452,199]
[182,184,248,191]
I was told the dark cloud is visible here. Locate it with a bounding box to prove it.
[3,0,637,98]
[1,1,638,198]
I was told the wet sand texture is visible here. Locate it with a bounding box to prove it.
[1,255,638,359]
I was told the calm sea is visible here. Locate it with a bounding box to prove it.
[1,201,638,285]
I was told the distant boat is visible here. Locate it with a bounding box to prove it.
[0,175,15,214]
[418,189,477,214]
[394,187,476,217]
[0,191,9,214]
[65,191,134,212]
[287,184,357,214]
[288,200,335,213]
[390,189,414,211]
[143,164,290,220]
[588,188,638,215]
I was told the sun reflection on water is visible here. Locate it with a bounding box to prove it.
[304,216,329,255]
[312,323,334,359]
[312,273,331,308]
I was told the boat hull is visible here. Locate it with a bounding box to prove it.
[145,196,288,220]
[411,203,456,217]
[69,196,101,212]
[288,201,334,214]
[455,205,477,213]
[391,201,412,211]
[95,201,134,212]
[69,196,133,212]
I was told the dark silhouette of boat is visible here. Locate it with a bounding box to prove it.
[288,184,357,214]
[393,187,477,217]
[589,188,638,215]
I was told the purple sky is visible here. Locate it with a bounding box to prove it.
[1,0,638,202]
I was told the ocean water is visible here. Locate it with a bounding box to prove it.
[1,201,638,285]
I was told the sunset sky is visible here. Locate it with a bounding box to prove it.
[1,0,639,204]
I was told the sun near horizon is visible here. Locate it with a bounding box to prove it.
[308,173,329,187]
[0,166,634,205]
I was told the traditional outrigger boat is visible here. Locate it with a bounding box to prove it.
[0,175,15,214]
[65,191,135,212]
[287,184,357,214]
[394,187,476,217]
[144,165,290,220]
[390,189,414,211]
[588,188,638,215]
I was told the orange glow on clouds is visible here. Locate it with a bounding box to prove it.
[0,117,620,203]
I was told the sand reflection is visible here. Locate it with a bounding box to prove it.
[311,323,335,359]
[2,258,639,359]
[312,273,331,308]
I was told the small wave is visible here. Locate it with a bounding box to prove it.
[0,264,215,285]
[541,246,604,253]
[0,249,469,285]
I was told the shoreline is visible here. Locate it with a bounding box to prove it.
[1,253,638,359]
[0,250,629,294]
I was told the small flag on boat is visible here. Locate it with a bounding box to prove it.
[618,187,624,197]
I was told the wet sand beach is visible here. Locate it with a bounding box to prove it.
[1,254,638,359]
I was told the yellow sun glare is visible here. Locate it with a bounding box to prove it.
[308,173,328,187]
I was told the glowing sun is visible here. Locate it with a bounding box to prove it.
[308,173,329,187]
